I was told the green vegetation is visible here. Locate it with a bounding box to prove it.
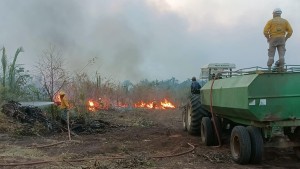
[1,46,33,102]
[0,45,192,123]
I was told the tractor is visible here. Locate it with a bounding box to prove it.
[182,63,300,164]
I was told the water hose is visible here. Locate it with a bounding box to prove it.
[210,78,222,147]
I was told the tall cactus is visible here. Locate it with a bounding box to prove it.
[8,47,24,90]
[1,47,7,87]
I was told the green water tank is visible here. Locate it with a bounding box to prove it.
[201,72,300,123]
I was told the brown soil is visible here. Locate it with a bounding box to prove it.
[0,109,299,169]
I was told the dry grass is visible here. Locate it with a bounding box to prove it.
[0,145,46,159]
[0,112,19,133]
[0,111,49,136]
[95,110,156,128]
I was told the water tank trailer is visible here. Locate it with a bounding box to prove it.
[182,64,300,164]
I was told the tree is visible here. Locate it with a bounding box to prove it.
[35,45,68,101]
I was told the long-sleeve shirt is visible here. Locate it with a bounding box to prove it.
[191,81,201,94]
[263,16,293,39]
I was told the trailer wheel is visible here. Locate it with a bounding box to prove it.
[201,117,214,146]
[293,126,300,141]
[283,127,293,140]
[246,126,263,164]
[292,127,300,159]
[230,126,251,164]
[187,94,208,135]
[294,147,300,159]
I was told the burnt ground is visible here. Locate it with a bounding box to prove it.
[0,109,300,169]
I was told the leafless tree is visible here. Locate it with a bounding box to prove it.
[35,45,68,101]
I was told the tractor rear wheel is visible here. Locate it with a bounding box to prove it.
[230,126,251,164]
[186,94,208,135]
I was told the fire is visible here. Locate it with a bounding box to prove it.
[134,101,155,109]
[134,101,148,108]
[134,99,176,109]
[87,98,121,111]
[160,99,176,109]
[88,100,97,112]
[86,97,176,111]
[89,101,94,107]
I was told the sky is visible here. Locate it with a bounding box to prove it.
[1,0,300,83]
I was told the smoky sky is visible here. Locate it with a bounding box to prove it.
[1,0,300,83]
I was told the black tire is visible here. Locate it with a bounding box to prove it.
[201,117,214,146]
[283,127,293,140]
[230,126,251,165]
[246,126,263,164]
[294,147,300,159]
[292,126,300,159]
[293,126,300,141]
[186,94,209,135]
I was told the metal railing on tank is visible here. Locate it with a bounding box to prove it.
[215,65,300,79]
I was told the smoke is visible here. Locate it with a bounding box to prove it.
[2,0,300,83]
[0,0,200,83]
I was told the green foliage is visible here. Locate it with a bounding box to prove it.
[8,47,24,89]
[1,47,7,87]
[0,46,34,101]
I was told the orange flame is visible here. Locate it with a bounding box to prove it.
[88,100,96,112]
[134,99,175,110]
[160,99,176,109]
[89,101,94,107]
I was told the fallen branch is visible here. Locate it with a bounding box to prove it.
[34,141,66,148]
[30,140,81,148]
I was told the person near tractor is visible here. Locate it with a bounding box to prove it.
[191,77,201,94]
[263,8,293,72]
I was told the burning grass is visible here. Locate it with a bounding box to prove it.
[87,98,176,112]
[134,98,176,110]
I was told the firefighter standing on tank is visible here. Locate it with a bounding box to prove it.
[263,8,293,72]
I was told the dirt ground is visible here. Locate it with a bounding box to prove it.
[0,108,300,169]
